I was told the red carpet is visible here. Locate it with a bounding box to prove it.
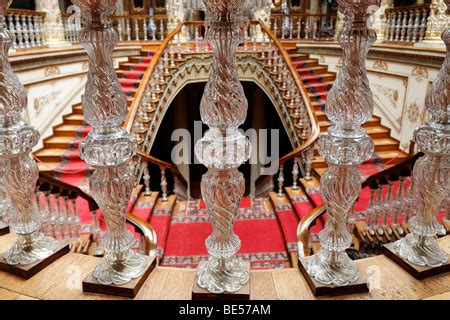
[161,198,291,269]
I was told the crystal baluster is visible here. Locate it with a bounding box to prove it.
[7,14,15,50]
[21,14,29,48]
[303,0,378,286]
[392,176,406,236]
[74,0,149,285]
[15,14,23,48]
[117,17,123,41]
[160,168,168,202]
[27,15,35,47]
[34,15,42,46]
[419,8,428,42]
[412,9,421,43]
[292,158,299,190]
[194,0,251,294]
[0,1,59,265]
[394,0,449,267]
[143,163,152,196]
[382,180,394,236]
[277,165,285,196]
[126,18,131,41]
[143,18,148,41]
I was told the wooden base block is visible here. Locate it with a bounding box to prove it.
[192,263,250,300]
[0,242,69,279]
[82,255,156,298]
[0,222,9,236]
[298,257,369,297]
[382,242,450,280]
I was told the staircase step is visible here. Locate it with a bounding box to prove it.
[119,62,149,71]
[305,81,334,93]
[296,66,328,76]
[53,124,88,137]
[293,59,319,68]
[72,104,83,115]
[35,148,67,162]
[37,162,62,173]
[302,73,336,85]
[63,114,85,125]
[44,136,80,149]
[288,53,309,62]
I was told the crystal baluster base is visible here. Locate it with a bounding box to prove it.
[92,248,148,285]
[197,255,249,294]
[394,233,448,267]
[305,248,359,286]
[3,230,59,265]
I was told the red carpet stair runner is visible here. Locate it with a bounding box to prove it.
[35,49,155,190]
[34,49,155,234]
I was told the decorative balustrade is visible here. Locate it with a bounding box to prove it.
[111,14,168,42]
[270,13,337,41]
[297,152,449,259]
[32,172,157,257]
[6,9,45,49]
[385,4,430,43]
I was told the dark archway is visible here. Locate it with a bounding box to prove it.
[150,81,293,198]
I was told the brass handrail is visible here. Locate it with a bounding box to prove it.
[297,204,326,257]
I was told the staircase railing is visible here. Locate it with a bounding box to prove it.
[135,151,189,201]
[6,8,46,49]
[124,19,318,196]
[270,13,337,41]
[111,14,168,42]
[32,172,157,257]
[61,13,169,45]
[384,4,430,43]
[296,152,449,258]
[255,20,320,197]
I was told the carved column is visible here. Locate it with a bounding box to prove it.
[373,0,393,42]
[74,0,149,285]
[0,0,59,265]
[195,0,251,294]
[303,0,378,286]
[424,0,448,44]
[394,0,449,267]
[35,0,69,47]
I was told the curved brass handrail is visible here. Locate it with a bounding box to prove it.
[297,204,326,257]
[127,212,158,257]
[258,20,320,165]
[137,150,188,190]
[124,22,184,130]
[296,151,421,257]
